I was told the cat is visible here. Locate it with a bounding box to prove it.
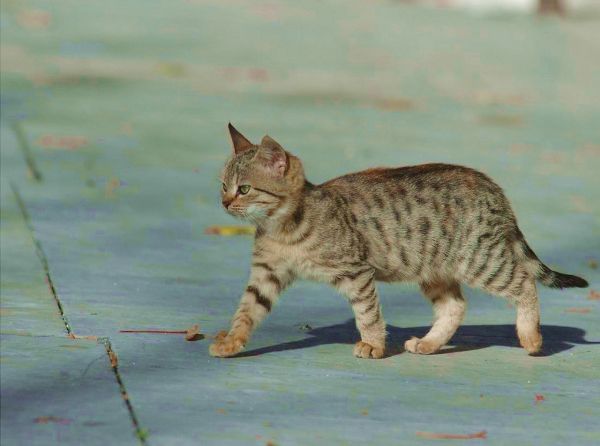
[209,123,588,359]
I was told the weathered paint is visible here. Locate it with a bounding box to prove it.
[1,0,599,445]
[0,335,137,446]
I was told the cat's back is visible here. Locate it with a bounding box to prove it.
[309,163,516,281]
[307,162,515,237]
[320,163,500,195]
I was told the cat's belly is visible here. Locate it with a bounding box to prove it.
[373,269,412,283]
[261,234,426,285]
[295,255,415,284]
[293,257,345,283]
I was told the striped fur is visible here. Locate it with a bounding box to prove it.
[209,125,588,359]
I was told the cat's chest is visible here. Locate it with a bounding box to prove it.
[259,238,335,282]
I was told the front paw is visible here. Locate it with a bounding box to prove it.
[353,341,385,359]
[209,331,245,358]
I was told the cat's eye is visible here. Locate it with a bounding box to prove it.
[221,183,227,192]
[238,185,251,195]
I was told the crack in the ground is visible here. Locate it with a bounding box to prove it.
[101,338,149,445]
[10,182,149,445]
[11,122,42,182]
[10,182,72,335]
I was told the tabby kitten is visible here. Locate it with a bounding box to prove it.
[209,124,588,359]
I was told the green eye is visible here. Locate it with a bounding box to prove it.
[238,185,251,195]
[221,183,227,192]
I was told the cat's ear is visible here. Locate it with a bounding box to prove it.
[261,135,284,150]
[259,135,287,177]
[228,123,253,154]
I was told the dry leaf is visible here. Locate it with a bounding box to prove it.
[34,416,71,425]
[17,10,51,29]
[373,98,415,111]
[36,134,88,150]
[105,177,121,198]
[67,333,98,341]
[108,350,118,367]
[588,290,600,301]
[564,307,592,314]
[185,324,203,341]
[416,430,487,440]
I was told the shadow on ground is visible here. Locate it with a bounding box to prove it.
[237,319,600,358]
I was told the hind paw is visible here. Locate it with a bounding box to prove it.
[404,337,440,355]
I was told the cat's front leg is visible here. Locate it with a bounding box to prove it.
[334,268,387,359]
[209,261,293,357]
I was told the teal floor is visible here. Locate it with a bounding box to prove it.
[1,1,599,445]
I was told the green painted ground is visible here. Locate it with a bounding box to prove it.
[1,1,599,445]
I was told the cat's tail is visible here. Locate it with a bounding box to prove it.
[515,230,588,289]
[536,264,589,289]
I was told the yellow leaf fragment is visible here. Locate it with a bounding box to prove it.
[204,225,255,236]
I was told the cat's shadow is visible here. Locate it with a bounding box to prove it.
[236,319,599,358]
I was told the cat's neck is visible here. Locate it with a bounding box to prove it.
[253,153,314,236]
[256,180,313,237]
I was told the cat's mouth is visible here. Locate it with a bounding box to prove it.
[227,205,267,222]
[225,206,246,217]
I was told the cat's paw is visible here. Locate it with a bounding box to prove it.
[209,331,245,358]
[353,341,385,359]
[518,331,543,355]
[404,336,439,355]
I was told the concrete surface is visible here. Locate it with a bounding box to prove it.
[1,1,599,445]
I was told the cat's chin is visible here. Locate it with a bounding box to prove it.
[226,210,247,219]
[226,210,263,224]
[244,214,267,225]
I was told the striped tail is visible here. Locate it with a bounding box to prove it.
[537,263,589,289]
[516,230,589,289]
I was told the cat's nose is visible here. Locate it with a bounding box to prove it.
[222,197,234,208]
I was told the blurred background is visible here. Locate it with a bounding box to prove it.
[2,0,598,250]
[1,1,599,445]
[2,0,599,210]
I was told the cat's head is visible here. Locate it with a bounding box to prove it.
[220,123,305,223]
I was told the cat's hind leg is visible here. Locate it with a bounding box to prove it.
[405,280,466,355]
[482,266,542,355]
[514,279,542,354]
